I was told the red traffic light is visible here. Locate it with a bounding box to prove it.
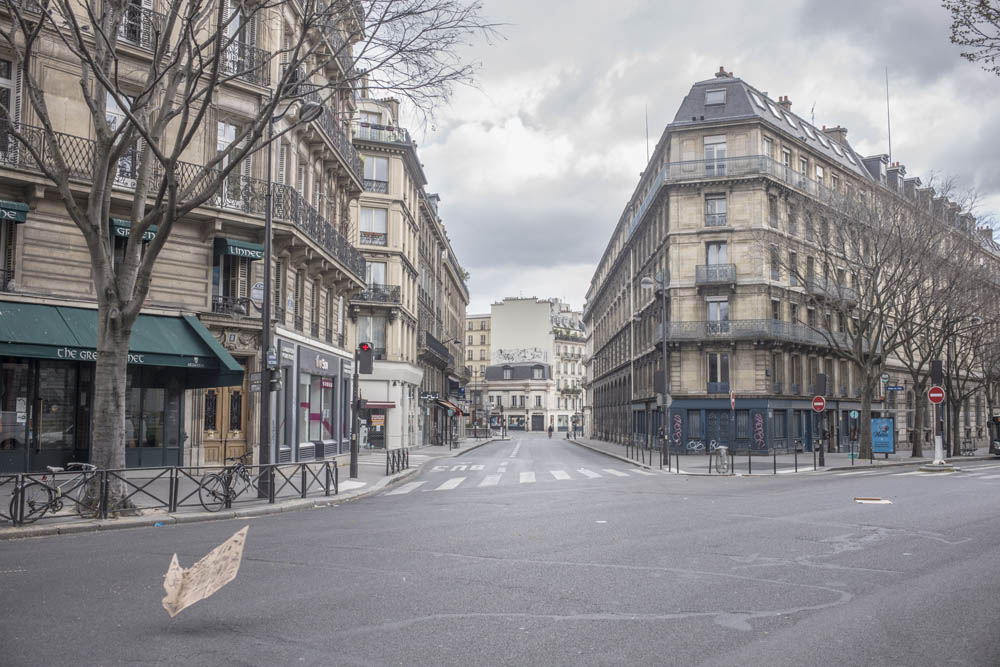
[359,342,372,351]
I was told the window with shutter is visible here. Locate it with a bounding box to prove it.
[1,220,15,290]
[0,60,20,159]
[294,270,304,328]
[273,258,284,318]
[296,162,305,194]
[277,142,287,184]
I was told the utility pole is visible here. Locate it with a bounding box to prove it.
[350,349,360,478]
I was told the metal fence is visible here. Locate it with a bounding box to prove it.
[385,448,410,475]
[3,461,340,527]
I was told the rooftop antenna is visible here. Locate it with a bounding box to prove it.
[810,102,815,126]
[885,67,892,163]
[645,104,650,163]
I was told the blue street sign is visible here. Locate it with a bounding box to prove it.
[886,385,905,392]
[871,418,895,454]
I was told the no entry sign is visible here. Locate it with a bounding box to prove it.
[812,395,826,412]
[928,386,945,405]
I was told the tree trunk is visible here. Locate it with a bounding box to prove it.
[949,400,962,458]
[912,379,926,458]
[859,377,874,459]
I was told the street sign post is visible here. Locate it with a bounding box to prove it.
[928,386,945,405]
[850,410,859,419]
[880,372,890,383]
[812,396,826,412]
[886,385,905,392]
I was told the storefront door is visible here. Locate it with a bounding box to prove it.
[203,359,248,464]
[0,360,30,472]
[705,410,731,451]
[531,414,544,431]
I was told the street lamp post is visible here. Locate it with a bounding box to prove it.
[640,270,670,462]
[258,101,322,486]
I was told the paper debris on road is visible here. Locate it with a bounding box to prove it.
[854,497,893,504]
[162,525,249,617]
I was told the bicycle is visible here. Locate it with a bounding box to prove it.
[198,451,254,512]
[11,462,100,524]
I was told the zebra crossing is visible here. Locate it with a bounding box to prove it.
[832,462,1000,479]
[382,466,670,496]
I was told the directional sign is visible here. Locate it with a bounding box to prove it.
[880,372,890,383]
[928,386,945,405]
[886,385,905,392]
[812,395,826,412]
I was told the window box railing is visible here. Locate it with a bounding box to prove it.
[418,330,453,367]
[222,41,271,87]
[360,230,388,246]
[211,295,251,316]
[272,183,366,280]
[364,179,389,193]
[707,382,730,394]
[705,212,727,227]
[352,122,413,145]
[0,268,14,292]
[695,263,736,285]
[274,306,286,323]
[655,319,859,350]
[354,283,401,304]
[805,275,858,304]
[118,4,164,50]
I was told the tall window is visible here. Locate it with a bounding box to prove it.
[705,194,726,226]
[365,261,386,287]
[503,366,512,380]
[770,244,780,280]
[0,220,15,290]
[781,148,791,168]
[707,298,729,334]
[763,136,773,159]
[771,299,781,321]
[704,135,726,176]
[534,395,542,408]
[706,241,728,265]
[293,270,304,329]
[217,120,249,208]
[107,92,139,188]
[310,279,320,331]
[815,165,825,187]
[707,352,729,388]
[211,254,249,313]
[358,315,386,354]
[363,155,389,193]
[789,251,799,286]
[532,366,543,379]
[360,207,388,246]
[768,195,778,227]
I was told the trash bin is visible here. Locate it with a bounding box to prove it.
[716,445,728,459]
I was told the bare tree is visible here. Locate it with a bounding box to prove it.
[943,0,1000,76]
[0,0,495,496]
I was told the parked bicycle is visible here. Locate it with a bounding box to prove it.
[198,451,255,512]
[11,462,100,524]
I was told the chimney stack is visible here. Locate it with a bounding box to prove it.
[822,125,849,146]
[777,95,792,112]
[715,66,729,78]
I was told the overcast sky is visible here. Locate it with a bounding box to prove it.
[406,0,1000,315]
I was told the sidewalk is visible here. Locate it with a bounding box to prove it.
[569,435,995,475]
[0,436,501,540]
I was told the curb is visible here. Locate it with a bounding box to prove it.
[568,438,655,470]
[0,440,499,541]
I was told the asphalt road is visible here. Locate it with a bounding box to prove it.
[2,432,999,666]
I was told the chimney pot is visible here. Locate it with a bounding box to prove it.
[715,66,728,78]
[778,96,792,112]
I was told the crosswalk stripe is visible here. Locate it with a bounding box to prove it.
[603,469,629,477]
[633,469,656,476]
[385,481,425,495]
[979,474,1000,480]
[892,471,925,476]
[435,477,466,491]
[478,474,503,487]
[550,470,571,480]
[578,468,602,478]
[520,471,536,484]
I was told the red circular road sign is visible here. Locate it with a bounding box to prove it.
[812,395,826,412]
[928,386,945,405]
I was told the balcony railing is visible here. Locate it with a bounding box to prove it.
[272,183,365,280]
[805,275,858,304]
[364,179,388,193]
[211,295,251,316]
[302,89,363,184]
[655,319,853,349]
[705,212,727,227]
[354,283,401,304]
[222,41,271,87]
[418,330,453,367]
[118,4,164,50]
[695,264,736,285]
[359,230,388,246]
[0,268,13,292]
[352,122,413,145]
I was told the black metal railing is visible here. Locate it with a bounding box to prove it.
[359,230,388,246]
[211,295,251,315]
[118,4,165,50]
[655,319,854,349]
[364,179,389,193]
[385,448,409,475]
[705,212,727,227]
[353,122,413,145]
[272,183,365,279]
[301,89,363,183]
[806,275,858,304]
[222,41,272,87]
[354,283,401,304]
[0,267,14,291]
[695,264,737,285]
[311,322,320,338]
[3,461,340,526]
[418,330,453,367]
[274,306,286,323]
[338,332,345,348]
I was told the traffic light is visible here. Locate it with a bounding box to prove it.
[358,342,374,374]
[931,360,943,386]
[356,398,368,411]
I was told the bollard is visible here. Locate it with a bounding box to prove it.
[773,448,777,475]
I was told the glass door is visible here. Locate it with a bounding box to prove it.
[0,360,30,472]
[31,361,79,471]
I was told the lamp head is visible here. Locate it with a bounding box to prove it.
[640,276,655,290]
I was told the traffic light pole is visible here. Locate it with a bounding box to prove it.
[350,348,360,479]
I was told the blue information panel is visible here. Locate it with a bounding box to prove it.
[871,418,895,454]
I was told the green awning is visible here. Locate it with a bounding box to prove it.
[0,302,243,388]
[214,237,264,260]
[0,200,29,223]
[111,218,158,242]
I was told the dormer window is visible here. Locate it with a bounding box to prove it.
[503,366,512,380]
[705,89,726,105]
[532,366,543,380]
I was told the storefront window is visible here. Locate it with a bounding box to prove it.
[0,360,30,452]
[322,378,334,439]
[37,362,77,451]
[309,375,323,440]
[125,369,140,448]
[298,372,311,443]
[275,367,288,448]
[141,386,165,447]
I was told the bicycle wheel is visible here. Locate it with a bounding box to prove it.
[15,482,56,524]
[198,473,227,512]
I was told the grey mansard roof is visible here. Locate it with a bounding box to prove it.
[484,363,552,382]
[670,72,874,182]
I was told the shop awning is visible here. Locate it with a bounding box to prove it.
[111,218,158,242]
[0,200,29,223]
[0,302,243,388]
[436,398,463,416]
[214,237,264,260]
[366,402,396,409]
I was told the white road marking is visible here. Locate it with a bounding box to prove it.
[603,469,629,477]
[339,480,367,491]
[979,474,1000,480]
[435,477,466,491]
[385,481,425,495]
[578,468,602,478]
[632,469,656,476]
[520,471,536,484]
[550,470,571,480]
[479,474,503,487]
[509,442,521,458]
[892,471,926,476]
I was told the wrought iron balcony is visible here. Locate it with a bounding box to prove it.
[695,263,736,285]
[707,382,730,394]
[418,330,453,368]
[360,230,388,246]
[272,183,366,280]
[805,275,858,304]
[118,4,164,50]
[364,179,389,193]
[222,41,271,87]
[353,122,413,145]
[654,319,852,349]
[211,295,251,316]
[302,89,363,184]
[0,268,14,292]
[705,212,727,227]
[354,283,401,304]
